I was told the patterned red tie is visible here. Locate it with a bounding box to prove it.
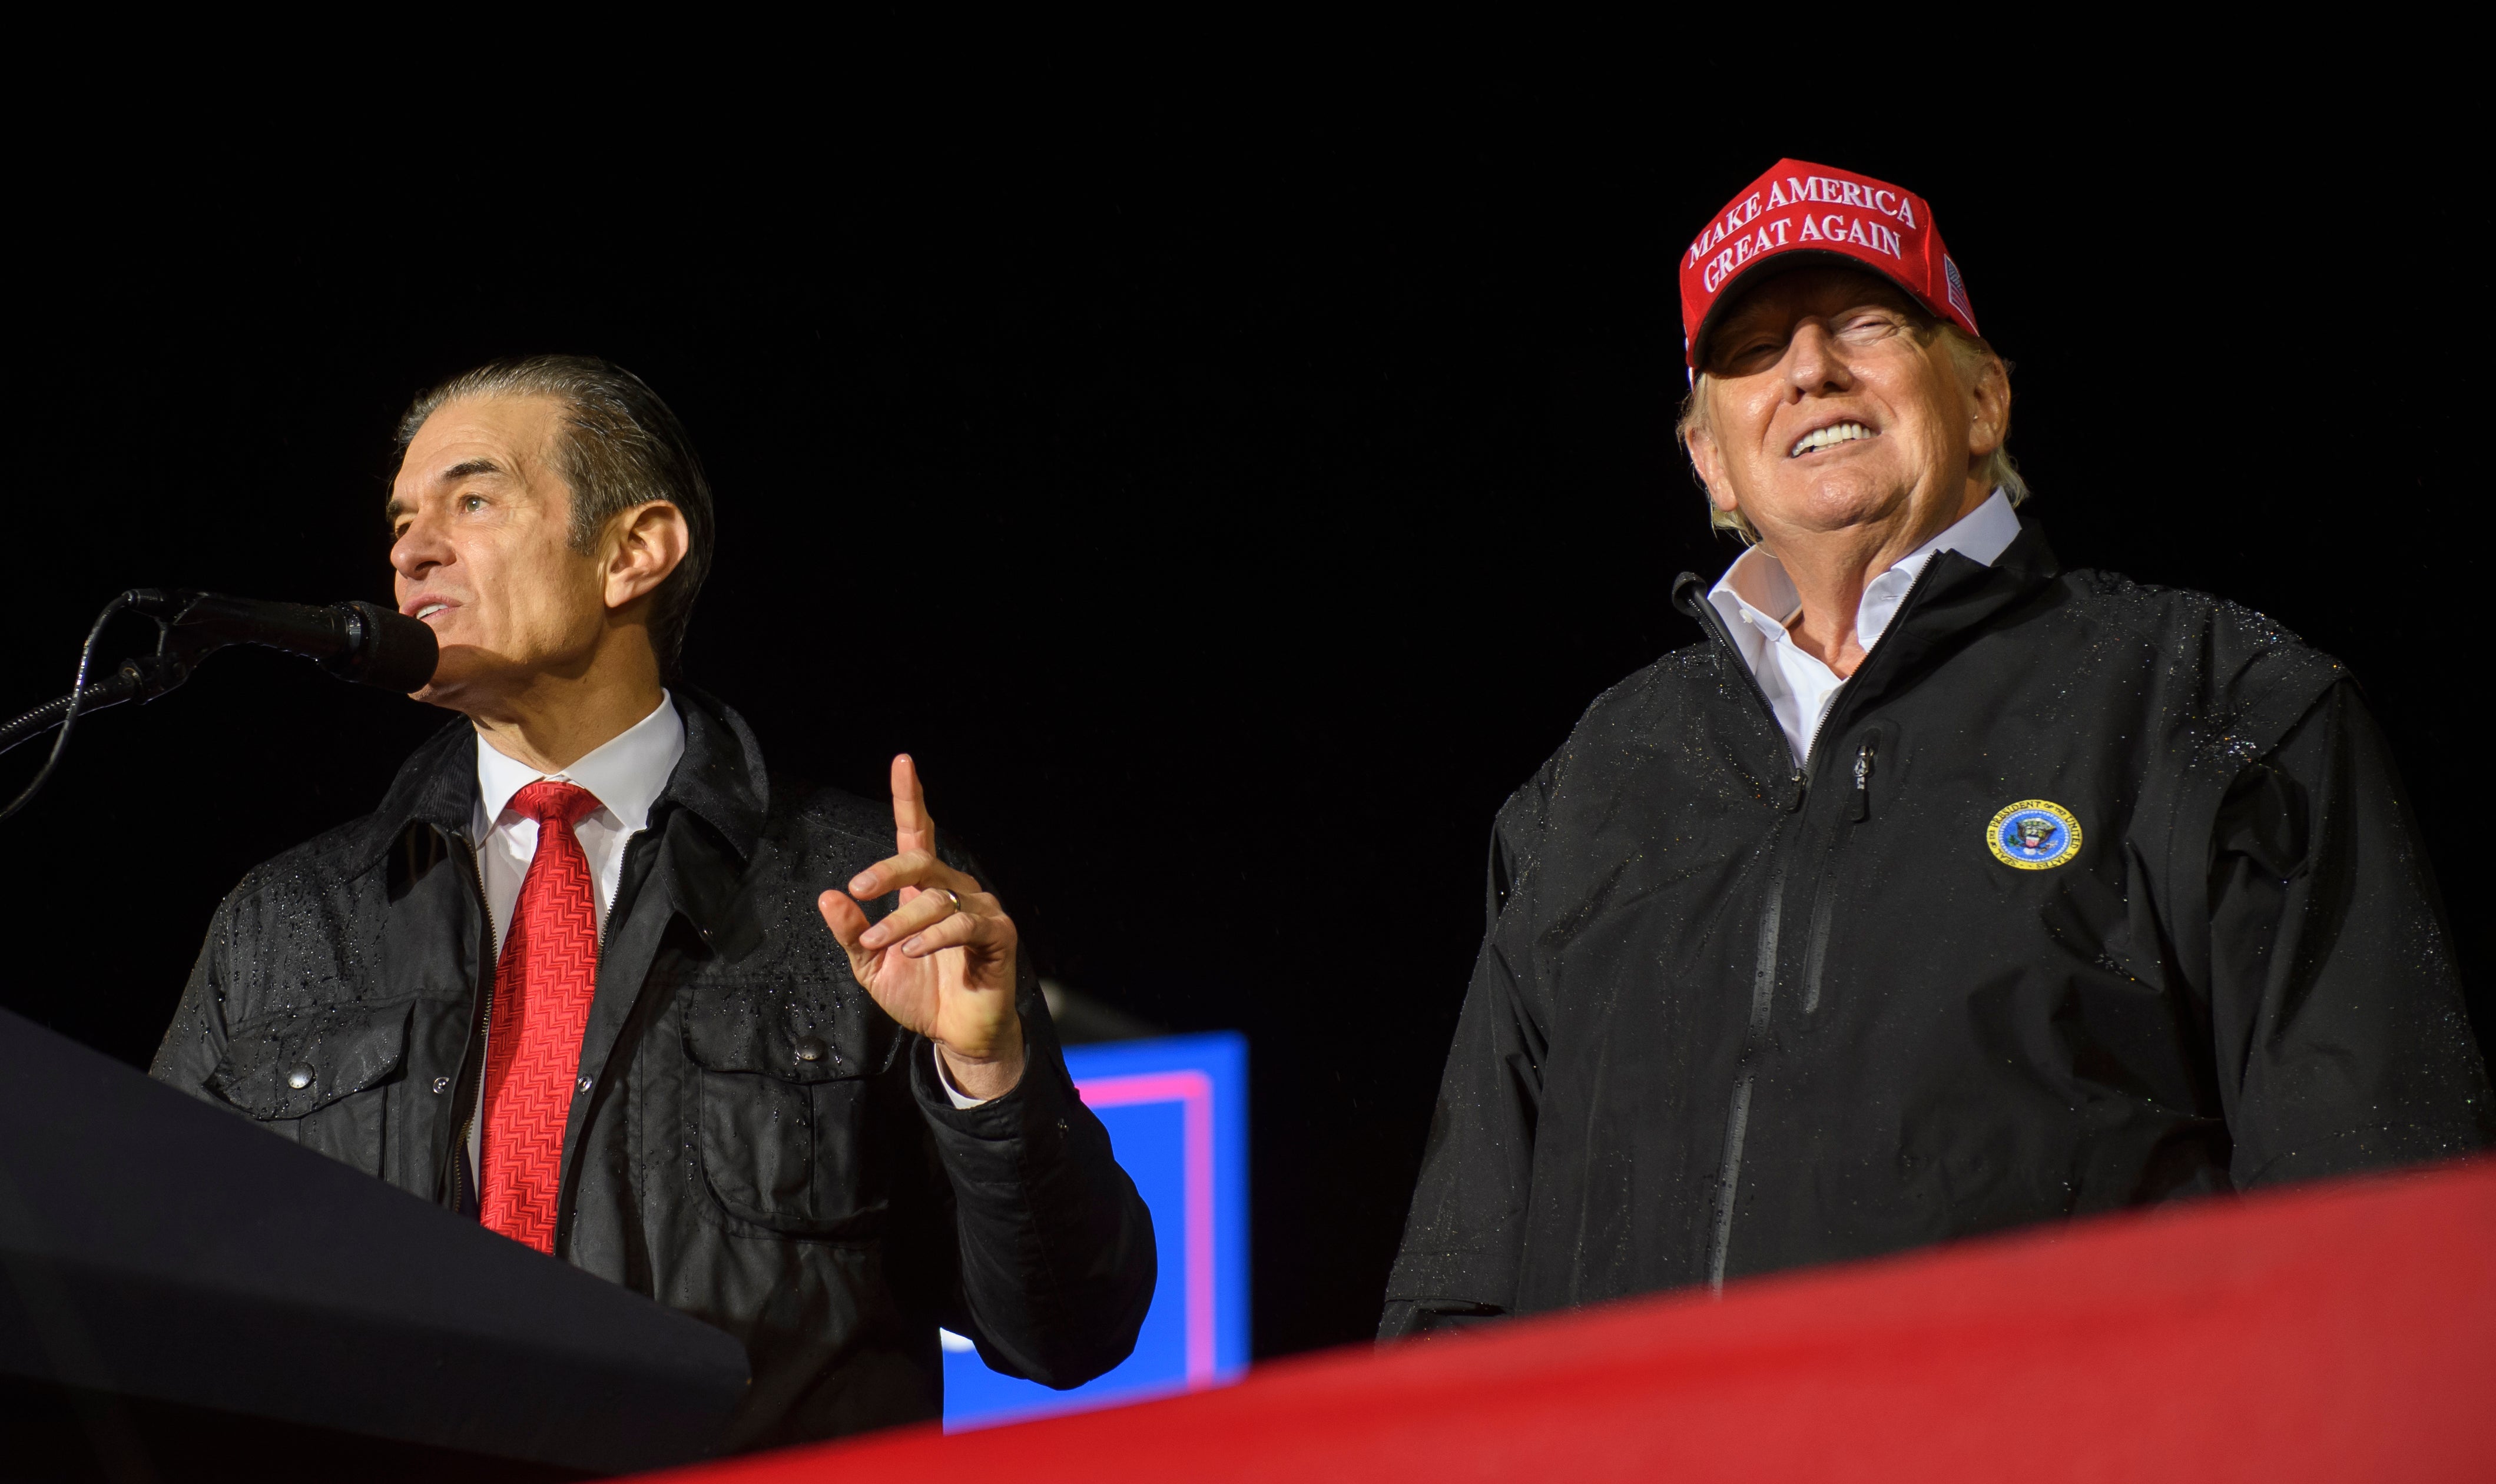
[480,779,604,1253]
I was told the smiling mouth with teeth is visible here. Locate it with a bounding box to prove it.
[417,603,449,620]
[1790,422,1872,459]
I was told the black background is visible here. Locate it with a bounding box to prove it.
[5,98,2481,1363]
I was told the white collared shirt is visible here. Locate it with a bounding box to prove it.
[472,692,686,949]
[1706,490,2023,766]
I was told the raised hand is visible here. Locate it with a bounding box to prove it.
[816,754,1025,1100]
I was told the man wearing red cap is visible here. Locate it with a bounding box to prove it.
[1381,161,2492,1333]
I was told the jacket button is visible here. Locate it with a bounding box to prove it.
[576,1075,594,1094]
[286,1064,314,1091]
[794,1036,827,1064]
[431,1076,450,1094]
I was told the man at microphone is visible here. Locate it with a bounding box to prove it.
[150,356,1153,1447]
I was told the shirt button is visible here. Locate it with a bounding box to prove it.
[794,1036,828,1064]
[576,1075,595,1094]
[286,1064,315,1091]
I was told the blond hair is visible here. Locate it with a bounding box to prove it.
[1678,322,2026,544]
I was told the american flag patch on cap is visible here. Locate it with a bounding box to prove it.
[1943,255,1975,328]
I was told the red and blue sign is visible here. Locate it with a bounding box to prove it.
[942,1031,1251,1429]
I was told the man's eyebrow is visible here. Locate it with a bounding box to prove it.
[383,457,512,524]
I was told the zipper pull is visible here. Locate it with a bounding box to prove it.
[1849,737,1877,822]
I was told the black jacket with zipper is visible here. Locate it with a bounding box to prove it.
[1381,520,2493,1335]
[151,688,1155,1449]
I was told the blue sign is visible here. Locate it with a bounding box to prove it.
[942,1031,1251,1430]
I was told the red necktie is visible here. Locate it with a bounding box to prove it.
[480,779,604,1253]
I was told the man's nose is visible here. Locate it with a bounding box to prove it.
[1781,323,1851,395]
[391,512,451,582]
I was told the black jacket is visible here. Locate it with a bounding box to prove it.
[152,689,1155,1448]
[1382,522,2492,1336]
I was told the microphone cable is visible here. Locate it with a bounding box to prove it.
[0,590,133,825]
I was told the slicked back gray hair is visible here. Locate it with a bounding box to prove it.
[395,355,715,675]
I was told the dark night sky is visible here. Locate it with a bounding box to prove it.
[4,92,2480,1360]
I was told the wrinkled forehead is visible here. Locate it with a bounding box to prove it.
[392,393,568,494]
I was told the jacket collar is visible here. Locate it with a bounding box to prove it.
[1878,513,2061,659]
[652,685,769,865]
[1675,514,2063,790]
[365,716,480,867]
[1811,514,2061,753]
[360,685,772,872]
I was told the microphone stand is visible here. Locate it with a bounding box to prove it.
[0,589,390,824]
[0,591,206,822]
[0,655,191,755]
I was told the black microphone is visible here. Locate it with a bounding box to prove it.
[1,589,443,824]
[127,590,440,692]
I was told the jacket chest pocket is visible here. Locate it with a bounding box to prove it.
[681,984,900,1240]
[206,999,415,1176]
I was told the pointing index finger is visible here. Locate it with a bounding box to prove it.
[891,753,935,860]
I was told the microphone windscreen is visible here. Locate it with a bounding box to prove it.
[341,602,440,692]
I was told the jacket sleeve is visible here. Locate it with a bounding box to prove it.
[1378,779,1551,1340]
[910,950,1156,1389]
[150,894,237,1094]
[2209,680,2495,1187]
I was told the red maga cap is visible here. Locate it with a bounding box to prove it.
[1679,159,1977,376]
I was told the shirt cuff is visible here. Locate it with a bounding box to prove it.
[932,1040,995,1110]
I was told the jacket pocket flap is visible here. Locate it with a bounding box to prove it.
[207,999,416,1119]
[681,980,899,1084]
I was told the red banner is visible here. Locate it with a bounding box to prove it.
[651,1156,2496,1482]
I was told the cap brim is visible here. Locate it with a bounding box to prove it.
[1688,249,1933,373]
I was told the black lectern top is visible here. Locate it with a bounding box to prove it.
[0,1007,748,1473]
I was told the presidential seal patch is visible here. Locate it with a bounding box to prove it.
[1987,799,2081,870]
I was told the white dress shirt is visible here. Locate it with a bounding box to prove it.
[1706,490,2022,766]
[472,692,686,948]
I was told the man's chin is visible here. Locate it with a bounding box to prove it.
[406,678,472,711]
[1772,469,1916,534]
[405,647,502,712]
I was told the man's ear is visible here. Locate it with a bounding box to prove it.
[604,501,691,612]
[1684,424,1743,522]
[1967,352,2012,461]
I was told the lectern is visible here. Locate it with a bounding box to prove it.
[0,1009,748,1480]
